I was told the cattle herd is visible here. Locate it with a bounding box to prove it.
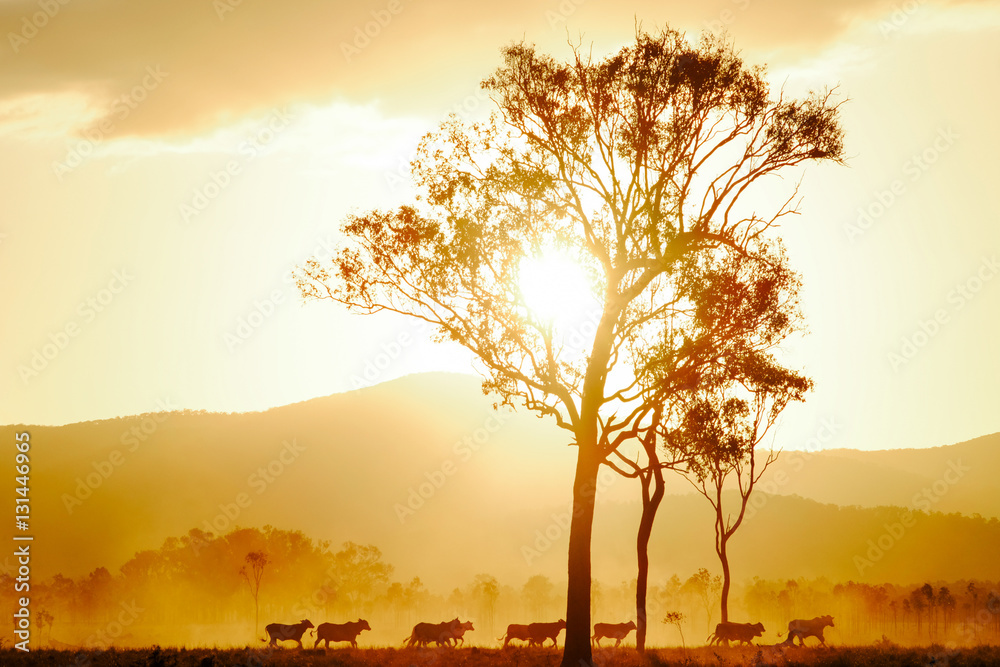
[261,614,835,649]
[708,615,836,648]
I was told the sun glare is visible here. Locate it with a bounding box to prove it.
[518,252,600,329]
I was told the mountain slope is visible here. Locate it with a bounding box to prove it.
[756,433,1000,517]
[2,372,998,590]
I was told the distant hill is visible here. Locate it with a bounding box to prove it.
[2,372,998,590]
[755,433,1000,518]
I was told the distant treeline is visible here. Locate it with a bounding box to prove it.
[2,526,998,649]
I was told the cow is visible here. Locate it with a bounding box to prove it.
[404,618,470,647]
[785,615,834,647]
[499,620,565,648]
[499,624,532,648]
[432,620,474,646]
[707,621,765,647]
[450,620,474,646]
[527,620,566,647]
[312,619,371,648]
[591,621,636,647]
[262,619,313,648]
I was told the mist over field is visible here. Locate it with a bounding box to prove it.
[2,374,998,650]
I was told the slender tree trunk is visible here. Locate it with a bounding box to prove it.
[635,462,664,652]
[719,537,731,624]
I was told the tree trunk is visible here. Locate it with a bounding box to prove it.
[635,462,664,652]
[561,443,601,667]
[560,306,617,667]
[719,537,731,624]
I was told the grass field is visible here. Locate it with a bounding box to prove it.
[1,645,998,667]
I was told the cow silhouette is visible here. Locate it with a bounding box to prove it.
[262,619,313,648]
[312,619,371,648]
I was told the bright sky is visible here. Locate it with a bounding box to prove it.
[2,0,998,452]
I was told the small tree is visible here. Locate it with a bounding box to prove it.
[967,582,980,641]
[523,575,557,619]
[327,542,393,617]
[37,609,54,646]
[648,335,808,627]
[240,551,269,640]
[663,611,686,648]
[939,587,955,634]
[473,574,500,635]
[922,583,936,636]
[663,611,687,649]
[909,588,926,636]
[605,244,807,650]
[683,568,722,635]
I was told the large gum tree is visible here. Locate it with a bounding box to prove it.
[296,26,843,666]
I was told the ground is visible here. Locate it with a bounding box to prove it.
[1,645,998,667]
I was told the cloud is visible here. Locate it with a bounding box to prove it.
[0,0,525,138]
[0,0,995,140]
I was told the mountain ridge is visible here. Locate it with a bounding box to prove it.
[3,372,997,590]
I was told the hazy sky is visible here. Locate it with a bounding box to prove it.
[2,0,998,452]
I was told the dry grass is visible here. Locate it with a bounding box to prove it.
[2,644,999,667]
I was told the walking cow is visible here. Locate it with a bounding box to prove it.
[499,624,532,648]
[784,616,834,646]
[527,620,566,647]
[707,621,765,646]
[499,620,565,648]
[404,618,472,647]
[451,620,475,646]
[591,621,636,647]
[312,619,371,648]
[262,619,313,648]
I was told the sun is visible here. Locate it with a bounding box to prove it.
[517,251,600,329]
